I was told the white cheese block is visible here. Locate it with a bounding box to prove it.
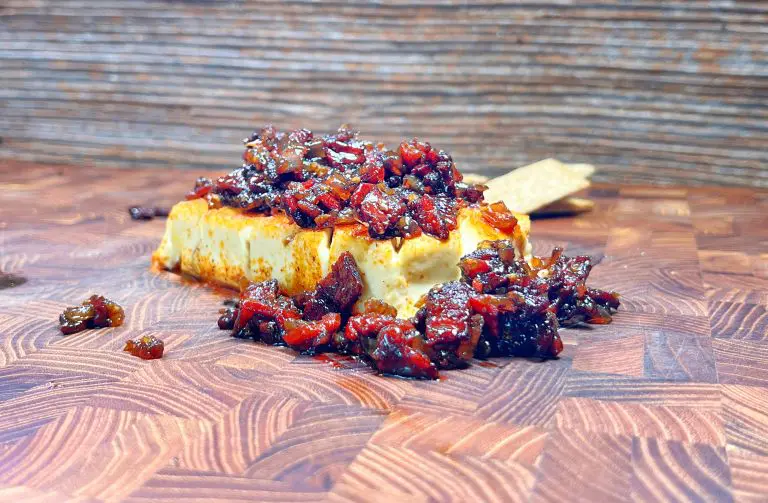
[153,199,530,317]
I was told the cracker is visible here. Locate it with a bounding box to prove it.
[483,158,592,214]
[461,173,490,185]
[564,163,596,178]
[531,197,595,218]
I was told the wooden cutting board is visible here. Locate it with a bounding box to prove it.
[1,161,767,502]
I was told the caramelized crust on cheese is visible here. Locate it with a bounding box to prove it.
[153,199,530,317]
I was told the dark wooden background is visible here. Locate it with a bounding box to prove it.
[1,1,767,188]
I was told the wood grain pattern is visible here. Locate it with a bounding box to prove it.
[1,2,767,188]
[531,429,633,502]
[1,161,768,500]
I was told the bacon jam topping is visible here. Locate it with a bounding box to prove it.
[186,125,492,240]
[460,241,621,326]
[124,334,165,360]
[59,295,125,335]
[218,241,620,379]
[128,206,170,221]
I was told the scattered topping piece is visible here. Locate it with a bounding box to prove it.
[469,293,561,359]
[186,177,213,200]
[480,201,518,233]
[0,272,26,290]
[338,314,403,356]
[409,194,456,240]
[370,321,438,380]
[222,297,240,308]
[59,295,125,335]
[128,206,170,221]
[227,280,302,345]
[220,255,362,350]
[413,281,481,369]
[124,335,164,360]
[217,241,619,379]
[282,313,341,353]
[218,298,240,329]
[217,308,236,330]
[296,252,363,320]
[355,298,398,318]
[186,125,490,240]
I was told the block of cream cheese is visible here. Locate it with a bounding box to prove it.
[153,199,530,317]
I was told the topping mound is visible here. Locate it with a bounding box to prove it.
[186,125,492,240]
[218,241,620,379]
[460,241,621,325]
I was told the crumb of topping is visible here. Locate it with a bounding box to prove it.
[128,206,170,221]
[124,335,164,360]
[59,295,125,335]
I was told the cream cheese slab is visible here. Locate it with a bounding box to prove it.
[153,200,530,317]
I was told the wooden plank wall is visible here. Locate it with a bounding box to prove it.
[1,1,767,188]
